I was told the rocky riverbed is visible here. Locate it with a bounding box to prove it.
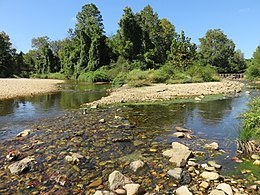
[0,106,259,194]
[85,80,244,107]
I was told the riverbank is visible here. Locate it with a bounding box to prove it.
[0,78,64,100]
[85,80,244,107]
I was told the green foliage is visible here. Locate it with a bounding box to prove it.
[166,71,192,84]
[187,63,220,82]
[126,69,151,87]
[30,73,66,80]
[115,7,142,61]
[167,31,197,71]
[0,31,16,77]
[246,46,260,81]
[199,29,235,73]
[239,97,260,141]
[78,69,110,83]
[112,72,127,87]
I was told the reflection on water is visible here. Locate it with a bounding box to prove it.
[125,95,247,139]
[0,81,110,138]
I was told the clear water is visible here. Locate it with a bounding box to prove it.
[0,81,110,139]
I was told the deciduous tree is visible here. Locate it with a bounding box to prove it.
[199,29,235,73]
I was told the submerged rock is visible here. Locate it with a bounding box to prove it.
[16,129,31,137]
[65,152,84,164]
[8,156,35,174]
[208,161,222,169]
[175,127,192,132]
[173,132,185,138]
[6,150,20,161]
[205,142,219,150]
[108,171,132,191]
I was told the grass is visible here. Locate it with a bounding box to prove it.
[225,160,260,185]
[238,97,260,142]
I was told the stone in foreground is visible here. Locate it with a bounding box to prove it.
[130,160,145,172]
[94,191,114,195]
[8,156,35,174]
[216,183,233,195]
[124,183,145,195]
[108,170,132,191]
[209,189,225,195]
[176,186,192,195]
[167,168,183,180]
[200,172,220,181]
[162,142,192,167]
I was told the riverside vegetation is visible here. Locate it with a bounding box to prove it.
[2,3,260,86]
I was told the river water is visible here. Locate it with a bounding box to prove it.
[0,81,110,139]
[0,81,259,193]
[0,81,259,163]
[0,81,258,142]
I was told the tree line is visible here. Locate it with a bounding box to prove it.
[0,4,259,81]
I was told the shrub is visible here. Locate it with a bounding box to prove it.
[126,69,151,87]
[48,73,67,80]
[78,70,110,83]
[187,64,219,82]
[148,69,170,83]
[112,72,127,87]
[246,64,260,81]
[239,97,260,141]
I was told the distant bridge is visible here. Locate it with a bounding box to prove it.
[218,73,244,80]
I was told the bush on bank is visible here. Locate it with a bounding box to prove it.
[239,97,260,142]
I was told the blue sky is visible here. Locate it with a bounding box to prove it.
[0,0,259,58]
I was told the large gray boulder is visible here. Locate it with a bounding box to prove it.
[108,170,132,191]
[162,142,192,167]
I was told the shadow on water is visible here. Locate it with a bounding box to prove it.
[0,81,110,138]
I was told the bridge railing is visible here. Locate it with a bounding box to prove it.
[218,73,244,80]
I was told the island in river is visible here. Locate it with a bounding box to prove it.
[85,80,244,106]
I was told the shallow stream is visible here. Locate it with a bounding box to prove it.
[0,81,259,193]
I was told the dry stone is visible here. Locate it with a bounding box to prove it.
[163,142,192,167]
[200,172,220,180]
[216,183,233,195]
[109,171,132,191]
[176,186,192,195]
